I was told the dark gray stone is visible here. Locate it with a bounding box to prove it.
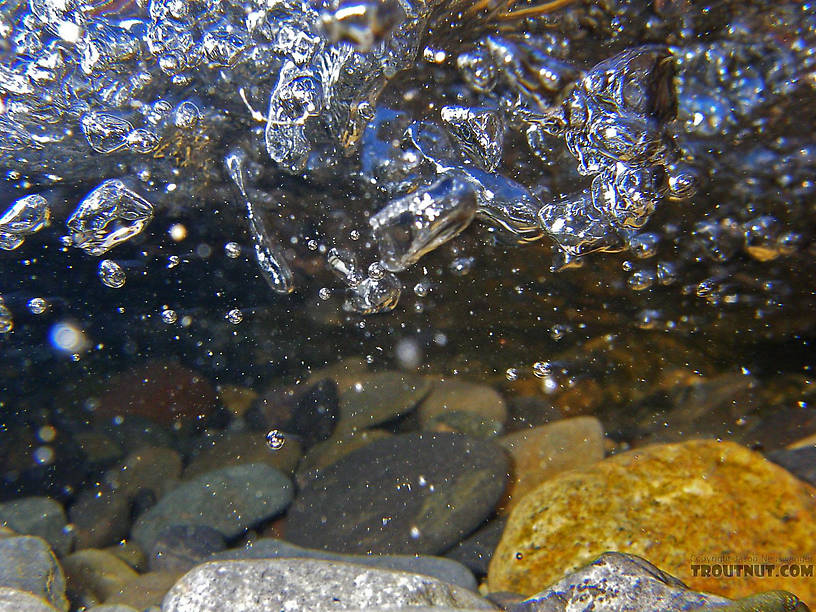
[288,379,339,448]
[161,559,497,611]
[211,538,477,590]
[286,432,510,555]
[130,463,293,552]
[337,372,432,432]
[0,497,72,557]
[443,518,506,577]
[0,536,68,611]
[149,525,226,572]
[767,446,816,487]
[509,552,731,612]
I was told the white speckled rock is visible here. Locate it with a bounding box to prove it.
[162,559,497,611]
[0,587,61,612]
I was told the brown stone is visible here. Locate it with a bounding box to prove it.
[62,549,138,606]
[488,440,816,607]
[498,416,605,512]
[103,571,183,610]
[94,360,216,426]
[216,385,258,418]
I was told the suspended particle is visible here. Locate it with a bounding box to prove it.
[98,259,126,288]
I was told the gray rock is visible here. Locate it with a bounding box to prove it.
[149,525,226,572]
[509,552,731,612]
[0,587,60,612]
[162,559,497,611]
[68,485,131,550]
[443,518,506,577]
[0,497,72,557]
[211,538,477,590]
[337,371,432,433]
[130,463,292,552]
[287,432,509,555]
[0,536,68,611]
[767,446,816,487]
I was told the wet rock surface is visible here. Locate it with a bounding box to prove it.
[510,552,732,612]
[0,536,68,611]
[130,463,293,552]
[287,432,510,555]
[211,537,477,591]
[489,440,816,604]
[161,559,496,611]
[0,497,72,557]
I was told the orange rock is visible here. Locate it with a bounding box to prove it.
[489,439,816,606]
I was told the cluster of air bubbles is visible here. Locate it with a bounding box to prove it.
[0,0,811,325]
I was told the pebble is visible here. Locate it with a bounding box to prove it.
[149,525,226,572]
[0,535,68,611]
[68,486,131,550]
[287,379,340,448]
[103,542,147,573]
[130,463,293,553]
[498,417,605,512]
[84,605,141,612]
[287,432,509,555]
[104,446,183,502]
[161,559,496,611]
[183,431,301,478]
[216,385,258,418]
[0,587,61,612]
[337,371,432,433]
[295,429,393,486]
[418,379,508,438]
[488,440,816,606]
[95,360,217,426]
[61,549,139,607]
[103,571,183,609]
[0,497,73,557]
[510,552,732,611]
[443,518,507,578]
[211,537,477,590]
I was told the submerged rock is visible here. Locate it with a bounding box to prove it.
[489,440,816,605]
[161,559,496,611]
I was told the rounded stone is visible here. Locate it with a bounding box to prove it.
[61,549,138,607]
[337,371,432,432]
[130,463,293,553]
[0,497,72,557]
[488,440,816,605]
[0,535,68,611]
[497,416,605,512]
[418,379,508,438]
[0,587,61,612]
[287,432,510,555]
[161,559,495,611]
[183,431,301,478]
[148,524,226,572]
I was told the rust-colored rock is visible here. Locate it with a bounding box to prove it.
[489,440,816,606]
[95,360,216,426]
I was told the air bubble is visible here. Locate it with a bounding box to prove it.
[266,429,286,450]
[225,308,243,324]
[224,242,241,258]
[27,297,48,314]
[160,308,178,324]
[98,260,126,288]
[0,194,50,250]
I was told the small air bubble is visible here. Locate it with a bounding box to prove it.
[266,429,286,450]
[27,297,48,314]
[98,260,126,288]
[225,308,243,324]
[160,309,178,324]
[224,242,241,258]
